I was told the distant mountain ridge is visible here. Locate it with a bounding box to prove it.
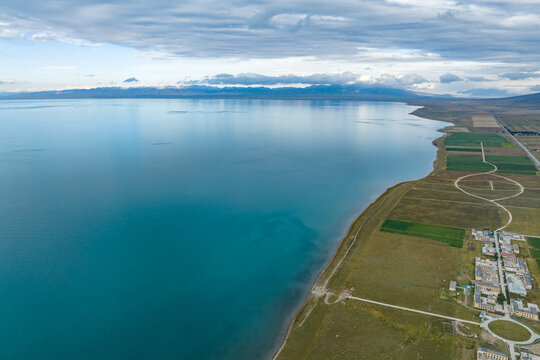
[0,84,538,103]
[0,84,429,101]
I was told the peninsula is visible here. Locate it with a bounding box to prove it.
[274,94,540,360]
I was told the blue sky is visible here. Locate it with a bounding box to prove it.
[1,0,539,97]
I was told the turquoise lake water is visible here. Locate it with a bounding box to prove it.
[0,99,445,359]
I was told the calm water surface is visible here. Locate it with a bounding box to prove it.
[0,99,445,359]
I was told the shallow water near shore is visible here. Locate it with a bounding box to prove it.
[0,99,445,359]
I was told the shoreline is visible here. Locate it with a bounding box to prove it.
[270,107,453,360]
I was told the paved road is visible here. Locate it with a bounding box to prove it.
[494,230,508,298]
[489,111,540,170]
[347,296,480,325]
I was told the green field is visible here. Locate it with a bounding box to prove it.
[485,155,537,175]
[526,237,540,268]
[446,156,494,172]
[443,133,510,147]
[529,249,540,258]
[446,155,537,175]
[488,320,531,342]
[528,237,540,249]
[446,147,482,152]
[380,219,464,247]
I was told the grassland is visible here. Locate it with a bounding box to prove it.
[443,133,510,147]
[381,219,464,247]
[488,321,531,342]
[505,207,540,234]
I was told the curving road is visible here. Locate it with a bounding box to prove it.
[453,142,539,360]
[275,130,538,360]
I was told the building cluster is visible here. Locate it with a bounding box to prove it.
[472,228,495,242]
[477,347,509,360]
[520,350,540,360]
[469,229,540,358]
[473,257,503,312]
[500,231,525,242]
[499,234,532,297]
[477,347,540,360]
[471,229,539,322]
[511,299,539,321]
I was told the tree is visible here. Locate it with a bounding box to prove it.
[497,292,506,305]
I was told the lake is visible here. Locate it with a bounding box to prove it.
[0,99,445,359]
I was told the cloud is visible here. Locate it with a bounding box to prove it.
[123,77,139,83]
[501,72,540,80]
[393,74,428,86]
[458,88,510,98]
[440,73,462,84]
[198,72,359,86]
[185,72,429,89]
[1,0,540,64]
[531,85,540,92]
[0,21,20,39]
[466,76,493,82]
[367,74,429,88]
[30,32,55,42]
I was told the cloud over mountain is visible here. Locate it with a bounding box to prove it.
[502,72,540,80]
[458,88,510,98]
[190,72,428,88]
[440,73,462,84]
[199,72,359,86]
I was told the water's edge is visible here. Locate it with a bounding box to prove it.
[269,107,453,360]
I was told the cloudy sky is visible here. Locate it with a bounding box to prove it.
[1,0,539,97]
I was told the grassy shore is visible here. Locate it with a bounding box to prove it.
[274,102,540,359]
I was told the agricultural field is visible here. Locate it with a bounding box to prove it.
[443,133,511,148]
[472,115,499,128]
[388,193,504,230]
[527,237,540,269]
[485,155,537,175]
[493,110,540,133]
[446,156,493,172]
[527,237,540,249]
[517,136,540,161]
[445,147,482,152]
[529,249,540,259]
[380,219,465,247]
[445,154,537,175]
